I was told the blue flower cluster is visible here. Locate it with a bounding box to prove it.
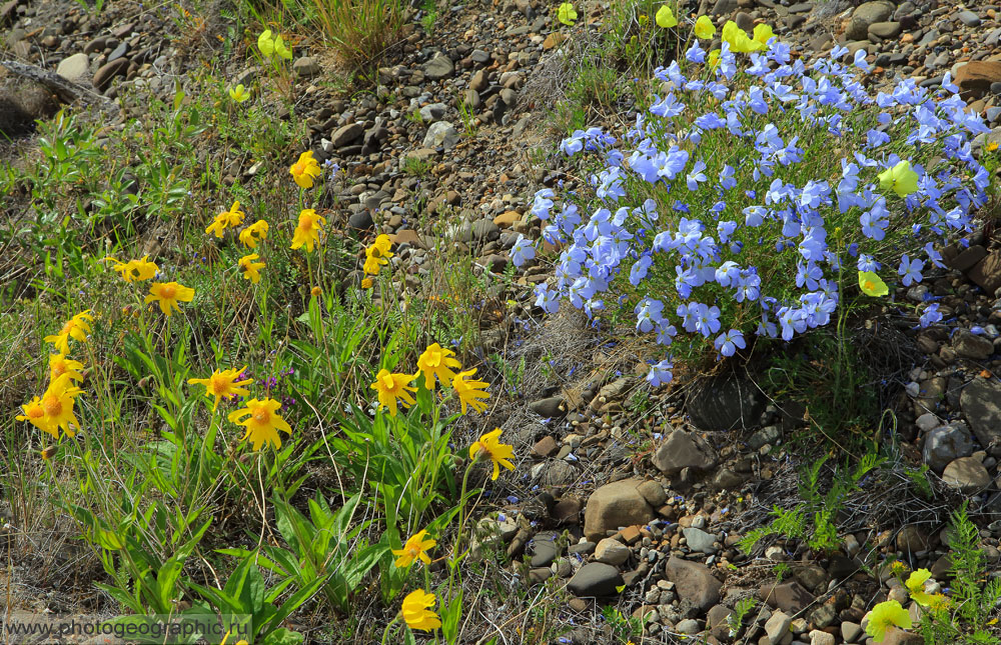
[529,40,990,387]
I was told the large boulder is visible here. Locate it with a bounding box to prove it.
[583,479,653,542]
[664,556,722,612]
[846,1,894,41]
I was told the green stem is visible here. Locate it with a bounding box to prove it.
[380,617,399,645]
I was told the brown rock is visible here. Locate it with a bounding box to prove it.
[759,580,815,614]
[955,61,1001,95]
[941,457,992,493]
[967,251,1001,296]
[92,57,129,92]
[947,244,987,271]
[583,479,653,543]
[532,435,559,458]
[665,556,722,611]
[880,627,923,644]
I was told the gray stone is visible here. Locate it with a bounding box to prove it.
[469,69,488,92]
[748,425,781,450]
[567,563,623,597]
[687,374,765,431]
[424,52,454,80]
[764,610,792,645]
[842,621,863,643]
[941,457,991,493]
[651,429,716,475]
[423,121,459,149]
[810,630,836,645]
[676,618,700,634]
[759,581,815,614]
[331,123,364,147]
[583,479,653,542]
[594,537,631,565]
[957,10,981,27]
[711,0,739,15]
[683,527,717,554]
[56,53,89,83]
[846,1,894,41]
[528,395,565,418]
[953,330,994,360]
[418,102,448,122]
[923,423,974,473]
[960,379,1001,454]
[664,556,721,611]
[292,56,320,77]
[868,21,901,39]
[347,210,373,232]
[106,41,128,63]
[529,531,560,567]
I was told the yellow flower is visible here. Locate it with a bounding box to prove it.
[257,29,291,60]
[401,589,441,632]
[145,281,195,317]
[361,277,373,289]
[291,209,326,252]
[865,600,911,643]
[44,310,94,355]
[238,253,266,284]
[392,529,436,568]
[239,219,269,249]
[289,150,322,189]
[206,201,246,238]
[363,234,394,275]
[228,398,292,450]
[469,428,515,480]
[707,49,721,69]
[905,569,936,607]
[188,366,253,411]
[889,560,908,576]
[16,373,84,439]
[41,445,57,461]
[655,4,677,28]
[878,160,919,198]
[310,286,323,297]
[858,271,888,297]
[103,255,159,282]
[452,368,490,414]
[370,369,417,416]
[693,15,715,39]
[416,343,462,390]
[752,23,774,48]
[49,353,85,382]
[229,84,250,103]
[557,2,577,25]
[638,14,648,27]
[987,141,999,152]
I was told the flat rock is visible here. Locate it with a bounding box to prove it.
[683,527,717,554]
[92,57,129,92]
[941,457,992,493]
[968,251,1001,296]
[956,62,1001,95]
[292,56,320,77]
[868,21,901,39]
[529,531,560,567]
[567,563,623,597]
[56,53,89,83]
[594,537,631,565]
[651,429,716,475]
[960,378,1001,455]
[759,580,815,614]
[764,610,792,645]
[953,330,993,360]
[424,52,454,80]
[331,123,364,147]
[664,556,721,611]
[583,479,653,542]
[423,121,459,149]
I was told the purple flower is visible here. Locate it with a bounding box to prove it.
[714,329,746,357]
[898,254,924,287]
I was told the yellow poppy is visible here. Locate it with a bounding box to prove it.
[858,271,888,297]
[878,160,919,198]
[655,4,677,28]
[865,600,911,642]
[693,15,715,39]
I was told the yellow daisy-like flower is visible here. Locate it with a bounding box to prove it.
[239,219,269,249]
[416,343,462,390]
[145,281,195,317]
[878,160,919,198]
[310,286,323,297]
[291,209,326,252]
[370,369,417,416]
[693,15,715,39]
[361,277,373,289]
[392,529,436,568]
[858,271,888,297]
[469,428,515,480]
[363,234,394,275]
[228,398,292,450]
[289,150,322,189]
[16,373,84,440]
[401,589,441,632]
[655,4,677,28]
[44,310,94,355]
[49,353,85,382]
[905,569,936,607]
[238,253,266,284]
[103,255,159,282]
[865,600,911,643]
[229,84,250,103]
[188,366,253,411]
[452,368,490,414]
[206,201,246,238]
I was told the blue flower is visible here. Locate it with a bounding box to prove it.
[714,329,746,357]
[647,358,674,387]
[920,304,942,328]
[898,254,924,287]
[510,234,536,267]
